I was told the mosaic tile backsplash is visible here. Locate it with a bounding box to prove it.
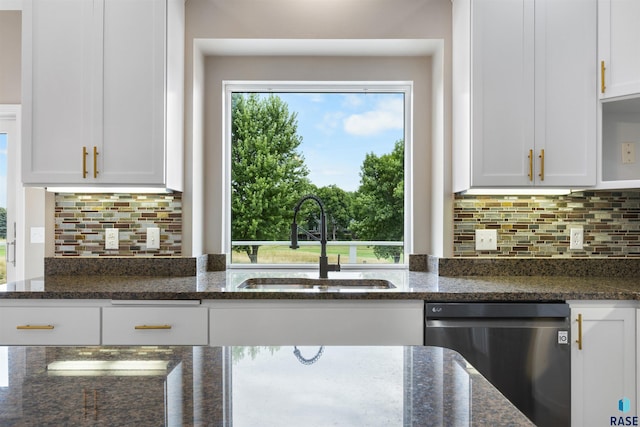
[454,191,640,257]
[55,193,182,257]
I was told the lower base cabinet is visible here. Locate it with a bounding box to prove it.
[569,301,637,427]
[208,300,424,345]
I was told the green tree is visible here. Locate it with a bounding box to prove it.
[0,207,6,240]
[352,140,404,262]
[231,93,310,263]
[315,185,354,240]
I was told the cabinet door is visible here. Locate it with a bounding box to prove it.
[535,0,597,187]
[100,0,167,185]
[470,0,535,187]
[599,0,640,99]
[571,305,636,427]
[22,0,100,185]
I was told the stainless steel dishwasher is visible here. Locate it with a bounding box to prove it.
[424,302,571,427]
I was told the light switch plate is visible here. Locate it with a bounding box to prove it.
[30,227,45,244]
[147,227,160,250]
[475,229,497,251]
[105,228,119,250]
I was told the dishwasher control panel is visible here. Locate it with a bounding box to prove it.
[558,330,569,344]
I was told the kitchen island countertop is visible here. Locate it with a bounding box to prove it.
[2,345,534,426]
[1,270,639,301]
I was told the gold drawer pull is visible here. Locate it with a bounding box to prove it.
[601,60,606,94]
[17,324,55,330]
[134,324,172,330]
[93,146,99,179]
[82,146,88,178]
[538,149,545,181]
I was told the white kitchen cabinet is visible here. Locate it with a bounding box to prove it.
[569,301,636,427]
[452,0,597,191]
[21,0,184,190]
[209,300,424,346]
[598,0,640,100]
[594,1,640,189]
[0,305,101,345]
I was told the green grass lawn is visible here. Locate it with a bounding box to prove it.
[231,244,403,264]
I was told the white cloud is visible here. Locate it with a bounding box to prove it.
[341,94,365,109]
[343,98,404,136]
[315,111,346,135]
[307,93,325,103]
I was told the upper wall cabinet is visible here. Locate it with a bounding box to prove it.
[452,0,597,192]
[598,1,640,189]
[22,0,184,191]
[599,0,640,99]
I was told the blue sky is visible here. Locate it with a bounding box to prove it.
[0,133,6,209]
[256,92,405,192]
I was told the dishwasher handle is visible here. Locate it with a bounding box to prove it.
[426,318,570,329]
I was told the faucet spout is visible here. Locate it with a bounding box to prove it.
[290,194,341,279]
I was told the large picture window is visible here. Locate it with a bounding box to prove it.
[225,83,412,267]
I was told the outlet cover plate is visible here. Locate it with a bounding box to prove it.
[105,228,119,250]
[476,229,498,251]
[570,228,584,250]
[622,142,636,164]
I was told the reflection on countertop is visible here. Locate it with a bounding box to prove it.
[1,269,640,301]
[0,345,534,426]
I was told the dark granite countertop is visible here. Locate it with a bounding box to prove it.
[0,269,639,301]
[0,345,534,426]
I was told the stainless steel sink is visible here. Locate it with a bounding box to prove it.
[237,277,396,290]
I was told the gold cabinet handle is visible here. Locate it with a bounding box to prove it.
[538,149,545,181]
[16,324,54,330]
[576,313,583,350]
[528,149,533,181]
[134,324,172,330]
[82,146,88,178]
[93,146,99,179]
[601,60,606,94]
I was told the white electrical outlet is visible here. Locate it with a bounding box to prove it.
[475,229,498,251]
[570,228,584,250]
[622,142,636,164]
[147,227,160,250]
[105,228,119,250]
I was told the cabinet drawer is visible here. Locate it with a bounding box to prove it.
[0,307,100,345]
[102,307,208,345]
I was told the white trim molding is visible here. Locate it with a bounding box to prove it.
[0,0,22,11]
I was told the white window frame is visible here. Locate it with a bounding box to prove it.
[222,81,413,269]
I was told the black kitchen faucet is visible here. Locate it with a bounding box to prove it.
[290,194,341,279]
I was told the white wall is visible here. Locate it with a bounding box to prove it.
[0,10,21,104]
[204,55,432,255]
[184,0,453,258]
